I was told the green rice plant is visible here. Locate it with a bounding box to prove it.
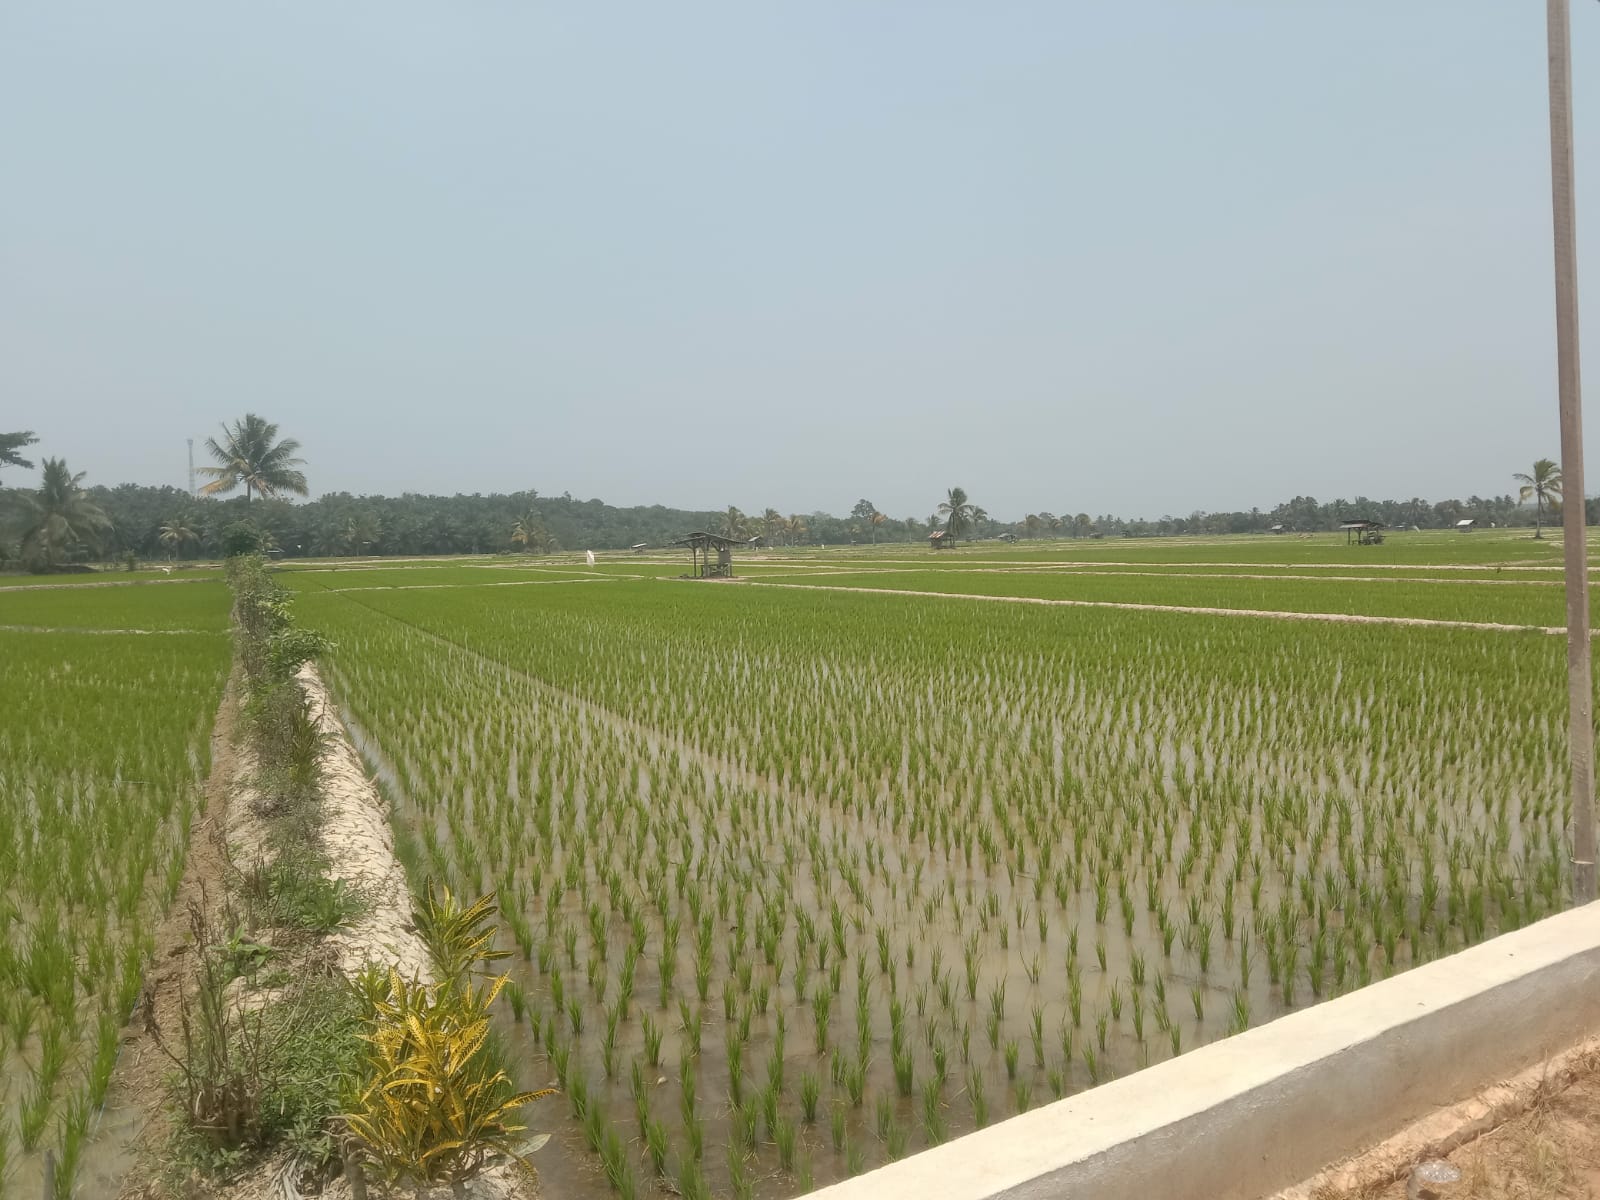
[1014,1079,1033,1113]
[841,1055,866,1107]
[961,1065,989,1128]
[1229,987,1251,1035]
[800,1069,821,1124]
[775,1115,798,1171]
[19,1073,52,1151]
[893,1041,915,1097]
[846,1136,866,1176]
[886,1114,909,1160]
[642,1012,663,1067]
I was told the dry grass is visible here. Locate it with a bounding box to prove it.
[1317,1065,1600,1200]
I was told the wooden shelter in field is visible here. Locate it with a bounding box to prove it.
[1340,519,1386,545]
[674,531,741,578]
[929,530,952,550]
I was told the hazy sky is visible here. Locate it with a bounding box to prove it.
[5,3,1600,520]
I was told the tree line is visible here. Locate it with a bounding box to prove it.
[0,419,1579,569]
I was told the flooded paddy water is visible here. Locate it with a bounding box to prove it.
[293,538,1576,1200]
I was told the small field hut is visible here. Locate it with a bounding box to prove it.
[1340,519,1386,545]
[674,531,742,578]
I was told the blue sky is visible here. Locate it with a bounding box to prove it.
[3,2,1598,520]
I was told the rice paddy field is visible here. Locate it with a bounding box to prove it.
[0,528,1589,1199]
[0,577,230,1197]
[281,530,1584,1199]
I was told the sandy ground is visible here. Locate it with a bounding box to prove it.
[0,623,217,634]
[1277,1040,1600,1200]
[293,664,434,984]
[738,579,1567,635]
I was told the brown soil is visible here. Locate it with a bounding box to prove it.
[109,672,243,1199]
[1289,1043,1600,1200]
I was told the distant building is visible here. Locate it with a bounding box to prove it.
[929,530,952,550]
[1455,519,1477,532]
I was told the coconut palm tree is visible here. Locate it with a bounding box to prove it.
[11,458,111,570]
[762,508,782,544]
[870,511,886,543]
[198,414,308,504]
[1514,458,1563,538]
[938,487,976,543]
[0,431,38,484]
[510,509,547,554]
[787,514,809,546]
[159,517,200,560]
[345,511,383,556]
[720,506,748,539]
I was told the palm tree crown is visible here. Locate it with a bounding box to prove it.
[198,414,308,504]
[11,458,111,569]
[159,517,201,559]
[937,487,977,542]
[510,509,549,554]
[1513,458,1563,539]
[0,430,39,481]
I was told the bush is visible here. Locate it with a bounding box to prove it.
[346,888,553,1192]
[221,521,270,558]
[157,904,366,1177]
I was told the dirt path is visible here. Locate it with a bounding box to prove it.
[315,577,617,594]
[1281,1040,1600,1200]
[296,664,434,982]
[923,567,1562,588]
[0,575,216,590]
[107,672,243,1199]
[736,580,1567,635]
[747,557,1576,573]
[0,624,222,635]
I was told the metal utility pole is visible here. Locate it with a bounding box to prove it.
[187,438,196,498]
[1546,0,1597,904]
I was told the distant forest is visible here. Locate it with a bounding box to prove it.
[12,483,1572,563]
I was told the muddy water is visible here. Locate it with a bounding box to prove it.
[478,830,1445,1200]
